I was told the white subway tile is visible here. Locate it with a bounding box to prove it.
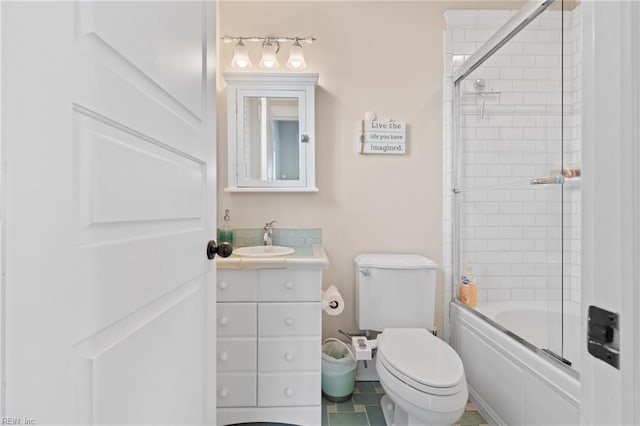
[464,29,491,42]
[487,239,511,251]
[499,67,524,80]
[500,202,524,214]
[511,289,535,300]
[523,277,548,289]
[491,165,512,177]
[487,289,512,301]
[500,252,524,263]
[500,276,523,288]
[512,239,536,251]
[511,215,536,226]
[465,240,488,251]
[475,128,500,139]
[512,263,535,275]
[487,215,512,226]
[523,67,548,80]
[474,227,502,239]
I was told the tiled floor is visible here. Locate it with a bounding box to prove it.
[322,381,487,426]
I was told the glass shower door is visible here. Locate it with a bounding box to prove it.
[452,1,576,368]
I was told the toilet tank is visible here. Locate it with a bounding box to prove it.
[355,253,438,332]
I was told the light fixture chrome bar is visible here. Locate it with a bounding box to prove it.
[222,35,316,44]
[453,0,554,83]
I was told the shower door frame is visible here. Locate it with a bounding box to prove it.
[449,0,571,368]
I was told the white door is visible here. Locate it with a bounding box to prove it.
[581,1,640,424]
[2,2,217,424]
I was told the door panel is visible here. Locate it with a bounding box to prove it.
[77,2,205,120]
[2,2,216,423]
[77,278,205,425]
[74,112,204,230]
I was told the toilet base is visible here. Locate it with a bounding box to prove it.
[380,392,459,426]
[380,395,398,426]
[382,394,446,426]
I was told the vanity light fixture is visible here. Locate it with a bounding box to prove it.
[259,39,280,69]
[230,39,251,69]
[286,39,306,70]
[222,35,315,71]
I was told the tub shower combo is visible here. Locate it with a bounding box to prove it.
[445,0,582,423]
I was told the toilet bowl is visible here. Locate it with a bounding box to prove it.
[375,328,468,426]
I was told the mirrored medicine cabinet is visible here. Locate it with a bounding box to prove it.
[223,73,318,192]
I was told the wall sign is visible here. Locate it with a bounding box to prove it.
[358,120,406,154]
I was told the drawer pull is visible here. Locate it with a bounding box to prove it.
[218,281,228,289]
[284,352,295,362]
[218,352,228,362]
[285,317,295,326]
[284,387,294,398]
[284,281,294,290]
[219,388,229,398]
[218,316,229,326]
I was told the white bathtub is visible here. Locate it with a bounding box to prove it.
[474,301,581,373]
[451,302,580,425]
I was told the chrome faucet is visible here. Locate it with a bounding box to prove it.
[263,221,277,246]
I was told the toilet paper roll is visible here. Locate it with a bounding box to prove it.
[321,285,344,316]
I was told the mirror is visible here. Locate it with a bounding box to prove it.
[243,96,300,181]
[223,73,318,192]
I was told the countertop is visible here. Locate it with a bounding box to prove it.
[216,245,329,269]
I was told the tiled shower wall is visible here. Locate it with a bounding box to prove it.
[443,8,582,338]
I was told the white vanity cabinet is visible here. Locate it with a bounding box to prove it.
[216,268,323,426]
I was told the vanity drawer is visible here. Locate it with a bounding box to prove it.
[217,270,258,302]
[258,302,321,337]
[217,372,257,407]
[217,338,257,372]
[258,337,321,372]
[258,372,321,407]
[217,303,256,337]
[258,269,322,302]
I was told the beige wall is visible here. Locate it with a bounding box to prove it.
[217,1,522,339]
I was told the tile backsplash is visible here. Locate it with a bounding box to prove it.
[230,228,322,248]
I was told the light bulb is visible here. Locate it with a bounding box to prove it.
[259,40,279,69]
[231,40,251,69]
[286,40,307,70]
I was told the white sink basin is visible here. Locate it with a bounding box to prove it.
[234,245,295,257]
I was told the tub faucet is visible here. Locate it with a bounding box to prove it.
[263,221,277,246]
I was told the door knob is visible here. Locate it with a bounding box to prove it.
[207,240,233,259]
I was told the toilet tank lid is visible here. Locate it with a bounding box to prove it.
[354,253,438,269]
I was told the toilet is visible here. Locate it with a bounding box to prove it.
[355,253,468,426]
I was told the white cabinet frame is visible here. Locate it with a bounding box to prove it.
[223,73,318,192]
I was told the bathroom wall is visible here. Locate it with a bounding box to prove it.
[217,1,523,340]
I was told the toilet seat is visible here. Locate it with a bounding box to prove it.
[377,328,466,396]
